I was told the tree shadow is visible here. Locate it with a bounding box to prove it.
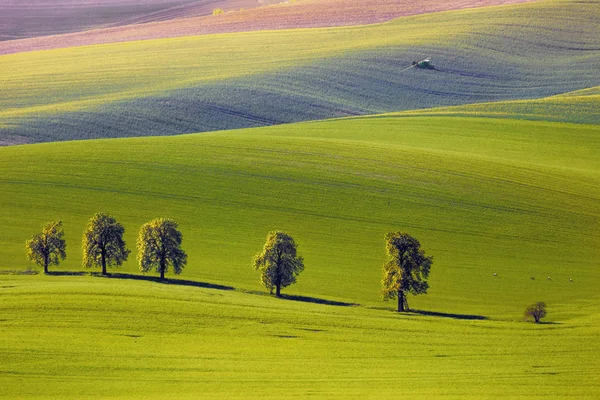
[411,309,488,320]
[100,272,235,291]
[45,271,88,276]
[280,293,358,307]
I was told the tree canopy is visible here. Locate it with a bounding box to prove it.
[524,302,547,323]
[25,220,66,274]
[137,218,187,280]
[382,231,433,312]
[253,231,304,297]
[82,213,129,275]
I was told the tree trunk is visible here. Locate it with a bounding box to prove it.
[397,290,409,312]
[276,284,281,298]
[44,252,49,274]
[101,254,107,275]
[160,257,166,280]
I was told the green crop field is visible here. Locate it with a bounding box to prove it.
[394,87,600,124]
[1,114,600,397]
[1,0,600,397]
[1,0,599,143]
[1,274,599,399]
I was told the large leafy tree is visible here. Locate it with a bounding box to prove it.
[382,232,433,312]
[137,218,187,280]
[253,231,304,297]
[82,213,130,275]
[25,220,66,274]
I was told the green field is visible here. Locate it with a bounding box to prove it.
[395,87,600,124]
[2,100,600,398]
[2,0,600,397]
[1,115,599,312]
[1,0,599,143]
[1,274,599,399]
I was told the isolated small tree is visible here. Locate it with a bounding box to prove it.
[524,302,547,323]
[137,218,187,280]
[25,220,66,274]
[253,231,304,297]
[82,213,129,275]
[382,231,433,312]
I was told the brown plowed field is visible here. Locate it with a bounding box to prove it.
[0,0,537,55]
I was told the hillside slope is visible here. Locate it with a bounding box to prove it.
[0,0,536,55]
[393,87,600,124]
[1,274,598,398]
[0,0,283,41]
[1,116,598,318]
[1,0,598,144]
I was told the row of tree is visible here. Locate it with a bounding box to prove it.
[26,213,187,280]
[27,216,433,312]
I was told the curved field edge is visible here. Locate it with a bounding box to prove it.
[0,274,599,399]
[387,86,600,124]
[0,116,598,320]
[1,0,598,144]
[0,0,538,55]
[0,0,284,42]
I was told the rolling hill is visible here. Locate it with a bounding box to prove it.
[393,86,600,124]
[1,116,598,315]
[1,112,599,397]
[1,274,598,398]
[0,0,535,55]
[0,0,284,41]
[1,0,598,145]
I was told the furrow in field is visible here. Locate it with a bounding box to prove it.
[1,0,598,144]
[0,0,539,55]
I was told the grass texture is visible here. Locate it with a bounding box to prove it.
[1,274,599,398]
[394,87,600,124]
[1,0,598,143]
[0,116,598,316]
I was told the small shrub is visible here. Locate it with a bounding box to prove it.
[524,301,547,323]
[212,8,224,16]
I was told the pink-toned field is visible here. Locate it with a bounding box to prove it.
[0,0,283,41]
[0,0,537,55]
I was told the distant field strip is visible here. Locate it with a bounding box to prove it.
[389,86,600,124]
[0,0,283,41]
[0,117,598,318]
[0,0,537,55]
[1,0,598,143]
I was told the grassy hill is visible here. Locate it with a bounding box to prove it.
[394,87,600,124]
[1,116,598,318]
[1,0,598,144]
[0,0,535,55]
[1,274,599,398]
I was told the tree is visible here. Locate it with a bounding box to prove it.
[253,231,304,297]
[382,232,433,312]
[137,218,187,280]
[82,213,129,275]
[524,302,547,323]
[25,220,66,274]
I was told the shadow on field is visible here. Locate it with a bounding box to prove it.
[100,273,235,291]
[411,309,487,320]
[46,271,87,276]
[280,294,358,307]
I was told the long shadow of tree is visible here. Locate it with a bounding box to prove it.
[99,272,235,291]
[279,293,358,307]
[410,309,487,320]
